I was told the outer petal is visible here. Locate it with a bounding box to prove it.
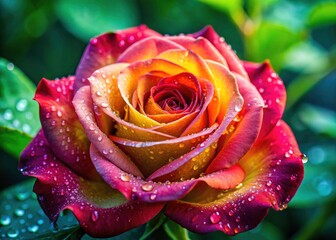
[244,61,286,138]
[73,86,143,177]
[165,121,304,235]
[168,36,228,67]
[91,144,245,203]
[205,70,264,172]
[19,131,163,238]
[117,36,184,63]
[75,25,161,90]
[191,26,248,79]
[34,77,99,180]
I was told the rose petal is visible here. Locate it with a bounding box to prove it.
[34,77,99,180]
[191,26,248,79]
[117,36,184,63]
[244,61,286,138]
[168,36,228,67]
[75,25,161,90]
[73,86,144,177]
[91,145,245,203]
[147,87,243,180]
[110,123,218,177]
[165,121,304,235]
[205,71,264,172]
[117,59,187,129]
[19,131,163,238]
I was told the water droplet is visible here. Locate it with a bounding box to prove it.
[101,102,109,108]
[57,110,62,117]
[150,194,157,200]
[91,210,99,222]
[276,185,282,191]
[120,174,130,182]
[97,135,103,142]
[7,228,19,238]
[7,62,14,71]
[301,154,308,163]
[179,143,185,148]
[22,124,31,134]
[266,181,272,187]
[3,109,13,120]
[234,104,242,112]
[290,174,297,181]
[0,215,11,226]
[193,164,199,171]
[210,212,221,224]
[16,191,30,201]
[14,208,25,217]
[16,99,28,112]
[141,183,154,192]
[27,224,39,233]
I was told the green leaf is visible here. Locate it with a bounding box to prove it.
[139,213,166,240]
[297,104,336,139]
[247,22,301,70]
[199,0,243,13]
[307,2,336,28]
[0,179,80,239]
[163,219,190,240]
[33,225,85,240]
[0,126,32,158]
[283,42,328,73]
[56,0,140,41]
[0,58,40,157]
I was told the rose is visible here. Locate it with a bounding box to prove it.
[19,25,304,237]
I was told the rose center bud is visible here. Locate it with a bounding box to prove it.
[145,72,202,115]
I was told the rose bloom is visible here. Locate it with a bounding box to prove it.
[19,25,304,237]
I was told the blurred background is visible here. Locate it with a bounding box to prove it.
[0,0,335,239]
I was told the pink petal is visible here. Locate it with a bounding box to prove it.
[34,77,99,180]
[168,36,228,67]
[205,73,264,173]
[19,131,163,238]
[165,121,304,235]
[147,87,243,181]
[117,36,184,63]
[191,26,248,79]
[72,86,144,177]
[75,25,161,91]
[91,144,245,202]
[244,61,286,138]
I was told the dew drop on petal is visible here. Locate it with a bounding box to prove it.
[301,154,308,163]
[150,194,157,200]
[120,174,130,182]
[234,104,242,112]
[91,210,99,222]
[210,212,221,224]
[141,183,154,192]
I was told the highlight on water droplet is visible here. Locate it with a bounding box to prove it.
[301,153,308,163]
[0,215,11,226]
[209,212,221,224]
[141,182,154,192]
[91,210,99,222]
[16,99,28,112]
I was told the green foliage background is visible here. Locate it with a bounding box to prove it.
[0,0,335,239]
